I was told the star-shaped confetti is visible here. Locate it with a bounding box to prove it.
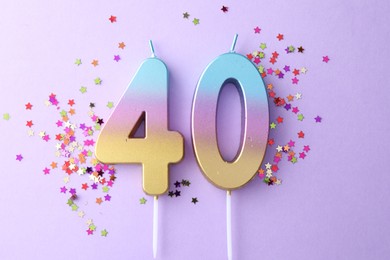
[113,55,121,62]
[192,18,199,25]
[79,86,87,93]
[109,15,117,23]
[106,102,114,109]
[94,77,102,85]
[322,56,330,63]
[74,59,82,66]
[276,33,284,41]
[315,116,322,123]
[101,229,108,237]
[183,12,190,19]
[191,198,198,204]
[91,60,99,67]
[221,6,228,12]
[139,197,147,204]
[25,102,33,110]
[118,42,126,49]
[254,26,261,34]
[3,113,10,120]
[16,154,23,161]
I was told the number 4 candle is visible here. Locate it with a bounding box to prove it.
[191,34,269,260]
[95,41,184,258]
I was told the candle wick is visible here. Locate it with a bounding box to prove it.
[230,34,238,53]
[149,40,156,57]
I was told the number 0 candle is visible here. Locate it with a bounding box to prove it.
[191,34,269,260]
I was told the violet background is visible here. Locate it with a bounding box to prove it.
[0,0,389,259]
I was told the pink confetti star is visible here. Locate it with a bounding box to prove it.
[322,56,330,63]
[43,167,50,175]
[299,152,306,159]
[16,154,23,161]
[303,145,311,153]
[114,55,121,62]
[254,26,261,34]
[292,107,299,114]
[292,77,299,84]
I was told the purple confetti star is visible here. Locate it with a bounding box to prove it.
[104,194,111,201]
[69,188,77,195]
[114,55,121,62]
[91,183,98,190]
[60,186,67,193]
[16,154,23,161]
[315,116,322,123]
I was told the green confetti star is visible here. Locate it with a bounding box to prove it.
[60,110,67,117]
[89,224,96,231]
[101,229,108,237]
[3,113,10,120]
[258,52,265,58]
[79,86,87,93]
[297,114,304,121]
[94,124,101,131]
[192,18,199,25]
[140,197,147,204]
[291,157,297,163]
[71,204,78,211]
[87,150,93,157]
[107,102,114,109]
[94,77,102,85]
[102,186,109,193]
[258,65,264,74]
[259,43,267,50]
[67,199,74,206]
[75,59,82,66]
[288,45,295,52]
[270,122,276,129]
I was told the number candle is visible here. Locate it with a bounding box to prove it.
[95,41,184,258]
[191,34,269,260]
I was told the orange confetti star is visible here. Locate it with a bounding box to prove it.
[96,197,103,205]
[69,108,76,115]
[50,162,57,169]
[118,42,126,49]
[287,94,294,101]
[91,60,99,67]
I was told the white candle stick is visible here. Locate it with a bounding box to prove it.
[227,190,232,260]
[153,196,159,259]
